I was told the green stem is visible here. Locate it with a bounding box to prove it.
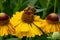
[0,1,3,12]
[54,0,56,13]
[47,0,50,8]
[42,10,46,19]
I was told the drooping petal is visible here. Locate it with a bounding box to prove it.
[10,11,24,26]
[0,26,8,36]
[31,24,42,36]
[39,19,60,33]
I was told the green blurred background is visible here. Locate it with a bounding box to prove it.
[0,0,60,19]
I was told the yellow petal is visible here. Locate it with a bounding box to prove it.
[0,26,8,36]
[15,22,29,33]
[31,24,42,36]
[26,24,35,37]
[7,23,16,35]
[33,22,41,27]
[34,15,41,21]
[10,11,24,26]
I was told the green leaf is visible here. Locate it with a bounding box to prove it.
[19,1,29,11]
[0,0,4,12]
[13,0,23,13]
[0,37,2,40]
[38,0,51,19]
[13,0,29,13]
[6,38,19,40]
[39,0,48,8]
[34,35,48,40]
[35,8,47,13]
[28,0,37,6]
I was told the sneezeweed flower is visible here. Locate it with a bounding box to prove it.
[11,6,42,38]
[0,13,15,36]
[40,13,60,33]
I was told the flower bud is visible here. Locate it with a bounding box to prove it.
[52,32,60,39]
[0,13,9,25]
[46,13,59,23]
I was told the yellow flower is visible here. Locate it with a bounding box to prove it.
[0,13,15,36]
[39,13,60,33]
[10,6,42,38]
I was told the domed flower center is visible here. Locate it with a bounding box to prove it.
[21,6,35,24]
[0,13,9,25]
[46,13,59,24]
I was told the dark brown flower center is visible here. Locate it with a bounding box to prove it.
[46,13,59,24]
[0,13,9,25]
[21,6,35,24]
